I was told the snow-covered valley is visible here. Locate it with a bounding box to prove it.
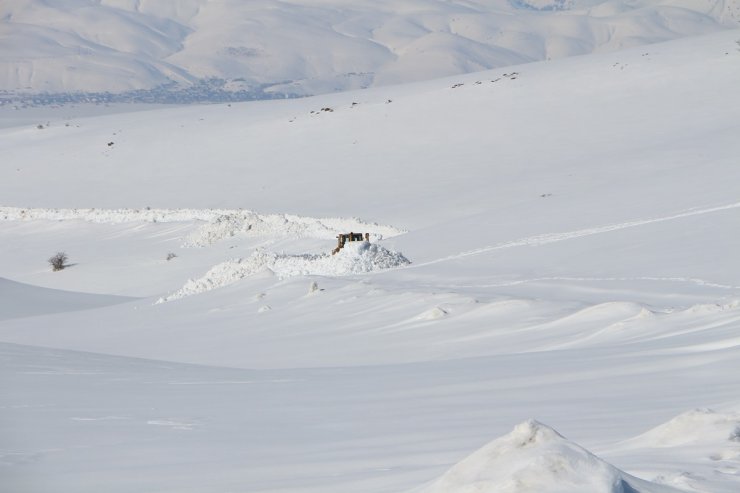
[2,0,740,102]
[2,27,740,493]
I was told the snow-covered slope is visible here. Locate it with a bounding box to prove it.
[2,29,740,493]
[1,0,739,101]
[0,277,133,321]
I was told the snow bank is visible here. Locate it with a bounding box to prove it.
[183,212,402,247]
[0,206,229,223]
[414,420,681,493]
[158,241,410,302]
[0,207,404,246]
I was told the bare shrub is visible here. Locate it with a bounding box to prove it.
[49,252,68,271]
[166,252,177,261]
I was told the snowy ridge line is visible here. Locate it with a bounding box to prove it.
[421,201,740,266]
[158,242,411,303]
[0,206,405,247]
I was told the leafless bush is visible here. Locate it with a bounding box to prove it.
[49,252,68,271]
[166,252,177,261]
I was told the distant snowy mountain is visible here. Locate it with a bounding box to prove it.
[1,0,739,102]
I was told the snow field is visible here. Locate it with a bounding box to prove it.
[2,29,740,493]
[4,335,740,493]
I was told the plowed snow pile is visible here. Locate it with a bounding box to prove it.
[0,207,404,246]
[415,420,681,493]
[158,241,410,302]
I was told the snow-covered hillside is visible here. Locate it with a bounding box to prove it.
[2,28,740,493]
[1,0,739,102]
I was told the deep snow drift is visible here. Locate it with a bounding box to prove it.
[2,29,740,493]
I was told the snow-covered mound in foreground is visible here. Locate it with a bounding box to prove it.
[415,420,681,493]
[158,241,410,302]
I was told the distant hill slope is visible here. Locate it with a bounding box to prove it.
[1,0,738,102]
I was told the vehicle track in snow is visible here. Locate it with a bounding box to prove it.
[418,201,740,267]
[447,276,740,291]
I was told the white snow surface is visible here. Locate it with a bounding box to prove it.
[2,29,740,493]
[1,0,739,97]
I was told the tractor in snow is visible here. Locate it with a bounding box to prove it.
[332,232,369,255]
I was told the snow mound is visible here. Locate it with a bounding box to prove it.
[0,206,227,223]
[686,299,740,315]
[156,256,274,304]
[415,420,681,493]
[329,241,411,274]
[0,207,404,246]
[183,212,400,247]
[158,242,409,302]
[182,213,256,247]
[417,307,449,321]
[625,409,740,448]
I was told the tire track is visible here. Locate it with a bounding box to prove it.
[419,201,740,267]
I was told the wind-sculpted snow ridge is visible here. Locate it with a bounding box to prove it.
[0,207,405,246]
[414,420,682,493]
[157,241,410,303]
